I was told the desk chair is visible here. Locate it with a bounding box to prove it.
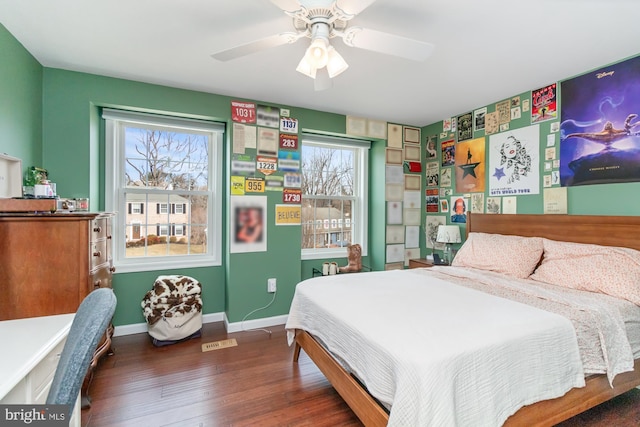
[46,288,117,415]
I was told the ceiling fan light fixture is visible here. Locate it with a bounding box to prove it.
[326,46,348,78]
[295,55,317,78]
[305,37,329,69]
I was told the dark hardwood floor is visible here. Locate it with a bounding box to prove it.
[82,322,640,427]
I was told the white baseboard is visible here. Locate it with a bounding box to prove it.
[112,312,288,336]
[224,313,288,333]
[113,312,225,337]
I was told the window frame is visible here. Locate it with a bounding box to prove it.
[300,134,369,260]
[104,108,224,273]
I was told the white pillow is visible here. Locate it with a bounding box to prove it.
[451,232,544,279]
[530,238,640,306]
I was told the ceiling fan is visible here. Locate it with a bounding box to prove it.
[211,0,434,91]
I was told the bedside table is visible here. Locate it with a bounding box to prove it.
[408,258,434,269]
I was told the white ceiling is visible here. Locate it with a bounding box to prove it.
[1,0,639,127]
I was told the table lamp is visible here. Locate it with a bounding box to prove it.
[436,225,461,265]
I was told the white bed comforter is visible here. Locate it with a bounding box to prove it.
[285,269,585,427]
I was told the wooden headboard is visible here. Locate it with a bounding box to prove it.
[467,212,640,252]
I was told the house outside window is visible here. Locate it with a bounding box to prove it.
[301,134,369,259]
[104,109,223,273]
[130,202,143,214]
[158,225,169,236]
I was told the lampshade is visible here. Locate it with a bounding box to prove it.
[436,225,461,244]
[325,46,349,78]
[296,22,349,86]
[295,56,317,78]
[305,38,329,69]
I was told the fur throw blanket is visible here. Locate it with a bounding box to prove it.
[141,275,203,326]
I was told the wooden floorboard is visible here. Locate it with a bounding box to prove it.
[82,322,640,426]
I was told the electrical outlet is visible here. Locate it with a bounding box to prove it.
[267,278,277,293]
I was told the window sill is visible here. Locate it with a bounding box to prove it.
[301,247,367,261]
[114,257,221,274]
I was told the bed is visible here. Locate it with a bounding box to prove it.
[285,213,640,426]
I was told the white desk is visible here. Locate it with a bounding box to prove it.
[0,313,79,426]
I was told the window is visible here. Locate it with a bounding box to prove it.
[158,225,169,236]
[129,202,143,214]
[104,109,223,273]
[301,134,369,259]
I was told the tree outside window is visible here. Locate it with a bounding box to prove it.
[301,135,369,259]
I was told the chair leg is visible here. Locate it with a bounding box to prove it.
[293,342,301,362]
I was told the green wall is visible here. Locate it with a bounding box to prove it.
[0,24,42,168]
[420,64,640,259]
[40,68,383,326]
[4,22,640,328]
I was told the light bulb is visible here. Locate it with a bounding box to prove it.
[305,38,329,69]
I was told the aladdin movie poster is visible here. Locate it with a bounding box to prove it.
[560,55,640,186]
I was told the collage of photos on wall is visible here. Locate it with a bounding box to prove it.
[425,53,640,260]
[384,123,423,270]
[425,80,560,260]
[229,101,302,254]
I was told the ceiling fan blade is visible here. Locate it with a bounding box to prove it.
[271,0,303,13]
[345,28,434,61]
[314,67,332,91]
[212,33,296,62]
[335,0,377,16]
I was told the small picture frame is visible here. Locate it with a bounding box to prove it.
[403,145,421,161]
[385,148,403,165]
[404,174,421,191]
[367,119,387,139]
[346,116,367,137]
[403,126,421,144]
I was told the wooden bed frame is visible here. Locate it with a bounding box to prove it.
[292,213,640,426]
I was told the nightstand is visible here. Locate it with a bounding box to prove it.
[408,258,435,269]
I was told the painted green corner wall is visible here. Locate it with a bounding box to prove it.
[40,67,389,326]
[420,67,640,259]
[6,21,640,328]
[0,24,42,168]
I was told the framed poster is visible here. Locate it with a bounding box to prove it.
[367,119,387,139]
[403,126,421,144]
[386,148,403,164]
[346,116,367,136]
[404,145,421,161]
[560,55,640,186]
[230,196,267,253]
[404,174,421,191]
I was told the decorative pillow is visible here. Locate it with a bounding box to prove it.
[451,232,544,279]
[530,239,640,306]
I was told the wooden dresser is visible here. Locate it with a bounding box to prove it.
[0,212,115,406]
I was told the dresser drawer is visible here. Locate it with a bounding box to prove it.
[90,239,109,269]
[91,218,110,241]
[91,266,113,290]
[31,337,66,400]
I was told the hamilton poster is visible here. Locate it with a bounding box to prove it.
[455,137,486,193]
[559,55,640,186]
